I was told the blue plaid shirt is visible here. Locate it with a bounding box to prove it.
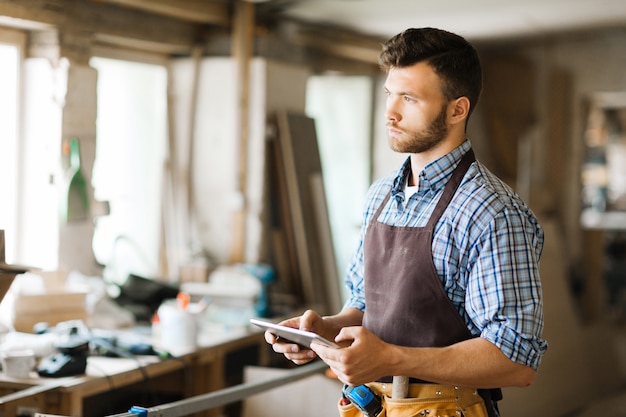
[344,140,548,370]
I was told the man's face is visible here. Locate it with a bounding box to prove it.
[383,62,449,154]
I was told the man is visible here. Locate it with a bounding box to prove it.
[265,27,547,416]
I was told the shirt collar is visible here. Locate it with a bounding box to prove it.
[391,140,472,197]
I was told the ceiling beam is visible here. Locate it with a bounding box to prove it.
[97,0,229,25]
[0,0,202,55]
[291,26,383,64]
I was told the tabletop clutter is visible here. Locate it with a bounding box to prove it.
[0,263,275,379]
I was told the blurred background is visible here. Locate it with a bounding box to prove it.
[0,0,626,416]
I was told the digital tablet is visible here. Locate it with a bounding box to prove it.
[250,318,340,348]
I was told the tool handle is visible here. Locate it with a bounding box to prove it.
[392,375,409,398]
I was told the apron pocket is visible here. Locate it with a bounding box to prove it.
[459,400,490,417]
[384,397,479,417]
[338,398,387,417]
[338,399,363,417]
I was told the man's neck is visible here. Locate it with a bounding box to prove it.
[408,138,465,185]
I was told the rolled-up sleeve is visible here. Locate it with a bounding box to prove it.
[468,205,548,370]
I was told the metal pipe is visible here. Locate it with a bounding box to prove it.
[108,360,329,417]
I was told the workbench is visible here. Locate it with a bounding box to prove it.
[0,326,269,417]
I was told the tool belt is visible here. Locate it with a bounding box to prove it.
[338,382,490,417]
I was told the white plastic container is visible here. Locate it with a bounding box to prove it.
[157,300,199,353]
[1,349,35,378]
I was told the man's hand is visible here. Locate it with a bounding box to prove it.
[265,310,328,365]
[311,325,391,386]
[264,308,364,366]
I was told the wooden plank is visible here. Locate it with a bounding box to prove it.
[275,111,316,307]
[268,135,302,302]
[309,173,342,313]
[275,111,336,313]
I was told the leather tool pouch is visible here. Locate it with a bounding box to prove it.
[338,383,489,417]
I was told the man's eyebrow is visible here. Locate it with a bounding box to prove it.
[389,89,417,98]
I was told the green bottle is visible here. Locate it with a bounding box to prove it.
[63,137,90,222]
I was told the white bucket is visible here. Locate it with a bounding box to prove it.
[157,300,199,353]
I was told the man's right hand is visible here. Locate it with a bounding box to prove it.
[265,310,326,365]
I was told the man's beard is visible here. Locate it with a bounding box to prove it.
[387,104,448,154]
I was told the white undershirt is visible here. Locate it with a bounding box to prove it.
[405,176,419,199]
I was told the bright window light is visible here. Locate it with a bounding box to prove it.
[306,75,373,302]
[90,57,168,284]
[0,44,19,262]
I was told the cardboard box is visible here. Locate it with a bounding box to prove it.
[12,270,87,333]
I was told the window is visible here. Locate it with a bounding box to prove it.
[0,28,57,268]
[0,39,20,262]
[90,57,168,284]
[306,75,373,301]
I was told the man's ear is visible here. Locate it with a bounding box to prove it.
[449,97,470,125]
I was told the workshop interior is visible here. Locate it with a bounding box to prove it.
[0,0,626,416]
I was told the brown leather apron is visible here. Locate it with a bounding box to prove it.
[362,149,501,416]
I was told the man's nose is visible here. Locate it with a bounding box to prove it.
[385,100,401,122]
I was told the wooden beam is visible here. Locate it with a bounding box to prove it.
[481,55,535,185]
[0,0,200,53]
[228,0,255,263]
[547,68,572,218]
[291,26,383,64]
[92,32,191,55]
[97,0,229,25]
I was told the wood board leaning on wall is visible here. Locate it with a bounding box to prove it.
[267,110,343,316]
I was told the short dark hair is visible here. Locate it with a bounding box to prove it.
[379,27,482,118]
